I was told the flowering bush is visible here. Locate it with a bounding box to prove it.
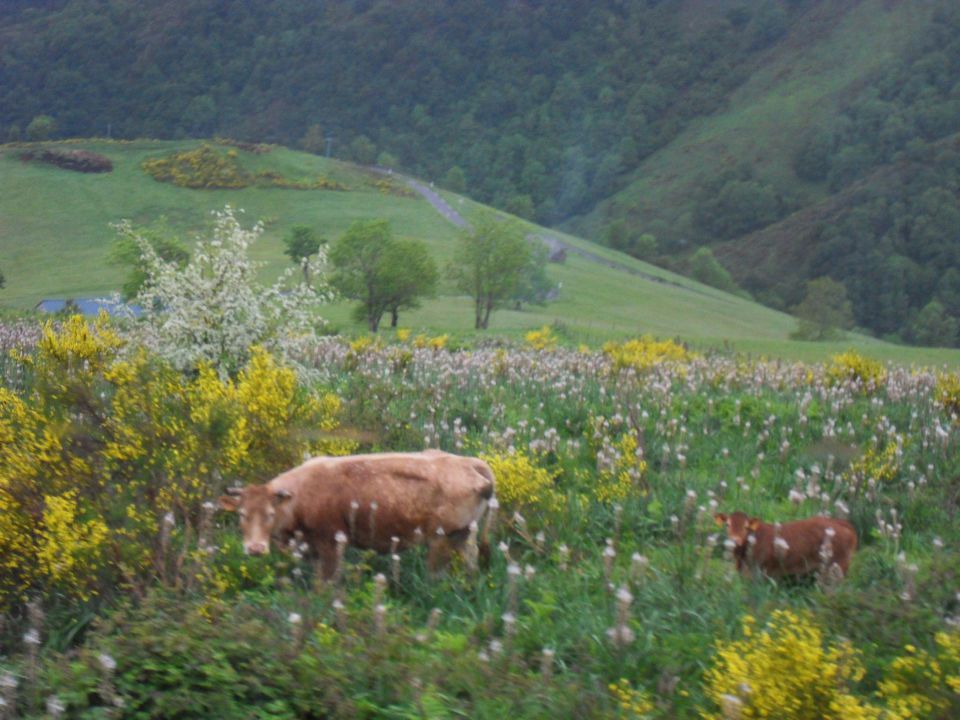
[826,351,887,390]
[0,317,350,608]
[701,610,880,719]
[525,325,558,351]
[603,335,694,372]
[877,631,960,719]
[482,450,561,513]
[936,372,960,418]
[608,678,655,717]
[119,206,334,377]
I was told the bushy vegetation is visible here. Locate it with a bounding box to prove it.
[17,148,112,173]
[2,313,958,716]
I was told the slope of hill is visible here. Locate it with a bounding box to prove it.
[1,138,958,367]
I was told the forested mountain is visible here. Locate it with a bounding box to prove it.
[2,0,960,345]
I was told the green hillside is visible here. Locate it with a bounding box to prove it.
[1,138,958,367]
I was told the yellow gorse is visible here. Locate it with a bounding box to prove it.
[481,450,561,513]
[826,351,887,390]
[701,610,880,719]
[0,318,351,608]
[603,335,694,372]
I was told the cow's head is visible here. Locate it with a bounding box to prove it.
[218,485,294,555]
[714,511,761,547]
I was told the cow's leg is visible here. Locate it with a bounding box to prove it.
[426,532,454,575]
[445,526,479,572]
[313,538,340,582]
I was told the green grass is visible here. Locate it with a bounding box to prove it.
[3,138,960,367]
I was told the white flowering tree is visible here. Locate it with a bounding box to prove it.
[116,206,334,376]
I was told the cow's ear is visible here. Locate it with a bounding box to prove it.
[272,489,293,506]
[219,495,240,512]
[747,518,761,532]
[714,512,727,527]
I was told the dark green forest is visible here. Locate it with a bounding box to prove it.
[2,0,960,345]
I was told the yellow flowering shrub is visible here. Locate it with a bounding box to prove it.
[525,325,558,351]
[935,372,960,418]
[0,318,351,608]
[395,328,412,342]
[413,333,449,350]
[877,631,960,719]
[585,418,647,503]
[826,351,887,390]
[603,335,694,372]
[36,490,109,601]
[609,678,655,717]
[701,610,881,719]
[845,441,902,491]
[481,450,562,513]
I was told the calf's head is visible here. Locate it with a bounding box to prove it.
[218,485,294,555]
[714,511,761,548]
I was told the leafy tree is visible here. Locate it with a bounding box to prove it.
[444,166,466,193]
[688,247,740,294]
[25,114,56,141]
[450,212,531,329]
[330,220,393,332]
[511,241,553,310]
[300,124,325,154]
[0,267,5,289]
[283,225,324,285]
[348,135,376,165]
[790,277,854,341]
[329,220,436,332]
[909,300,958,347]
[108,221,190,300]
[382,239,438,328]
[119,206,333,376]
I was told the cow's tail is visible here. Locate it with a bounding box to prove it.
[474,460,496,569]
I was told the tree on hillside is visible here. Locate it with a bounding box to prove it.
[300,124,325,155]
[108,222,190,300]
[119,206,333,377]
[689,247,740,294]
[330,220,436,332]
[909,300,958,347]
[25,114,55,141]
[450,212,531,329]
[0,267,5,289]
[790,277,854,341]
[382,239,438,328]
[511,242,553,310]
[284,225,324,286]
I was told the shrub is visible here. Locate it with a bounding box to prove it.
[0,316,351,609]
[119,206,334,377]
[701,609,881,719]
[877,630,960,719]
[525,325,558,351]
[141,145,251,188]
[603,335,694,372]
[826,351,887,390]
[482,450,561,514]
[935,372,960,418]
[19,148,113,172]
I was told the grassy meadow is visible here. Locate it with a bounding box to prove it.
[0,318,958,718]
[3,138,960,367]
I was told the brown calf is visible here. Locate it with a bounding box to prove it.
[219,450,495,578]
[714,511,857,580]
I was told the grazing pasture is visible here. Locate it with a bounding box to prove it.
[0,321,958,718]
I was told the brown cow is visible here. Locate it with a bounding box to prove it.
[219,450,495,578]
[714,511,857,580]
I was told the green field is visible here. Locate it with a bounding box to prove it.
[2,138,959,366]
